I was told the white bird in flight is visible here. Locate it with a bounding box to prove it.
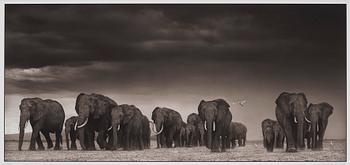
[233,99,247,107]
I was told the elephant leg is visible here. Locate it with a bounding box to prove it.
[97,131,107,150]
[156,135,160,148]
[276,110,296,152]
[29,123,42,150]
[243,135,246,146]
[318,120,328,149]
[138,134,144,150]
[36,132,45,150]
[41,130,53,149]
[124,129,131,150]
[166,129,176,148]
[54,129,62,150]
[306,135,311,149]
[211,130,220,152]
[78,128,87,150]
[70,130,77,150]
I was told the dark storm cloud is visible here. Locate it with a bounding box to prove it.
[6,5,345,68]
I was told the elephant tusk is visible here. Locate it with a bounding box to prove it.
[117,124,120,131]
[154,124,164,135]
[74,121,78,130]
[204,121,207,130]
[294,116,297,123]
[107,126,113,131]
[305,116,311,123]
[150,121,156,133]
[77,118,89,129]
[213,121,216,132]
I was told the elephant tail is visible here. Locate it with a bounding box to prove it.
[60,134,63,145]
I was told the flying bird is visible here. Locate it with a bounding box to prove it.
[233,99,247,107]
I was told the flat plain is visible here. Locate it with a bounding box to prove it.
[4,139,346,162]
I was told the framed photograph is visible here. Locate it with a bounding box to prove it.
[2,2,347,163]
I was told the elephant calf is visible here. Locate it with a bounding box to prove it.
[261,118,285,150]
[229,122,247,148]
[264,127,275,152]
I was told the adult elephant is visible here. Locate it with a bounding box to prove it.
[231,122,247,147]
[305,102,333,150]
[198,99,232,152]
[275,92,308,152]
[18,98,65,151]
[118,104,145,150]
[187,113,205,146]
[75,93,117,150]
[151,107,183,148]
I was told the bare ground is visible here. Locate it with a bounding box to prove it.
[4,140,346,162]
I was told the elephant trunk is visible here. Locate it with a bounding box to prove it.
[18,115,28,151]
[311,121,317,149]
[65,128,70,150]
[296,117,305,149]
[112,125,118,150]
[206,120,213,149]
[78,127,86,150]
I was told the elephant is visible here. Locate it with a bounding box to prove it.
[305,102,333,150]
[198,99,232,152]
[118,104,145,150]
[74,93,118,150]
[187,113,205,146]
[185,123,196,147]
[65,116,79,150]
[230,122,247,147]
[264,127,275,152]
[141,115,151,149]
[262,119,285,149]
[151,107,183,148]
[18,98,65,151]
[179,122,187,147]
[272,121,285,148]
[275,92,308,152]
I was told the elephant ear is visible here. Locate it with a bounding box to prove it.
[75,93,85,113]
[215,99,230,110]
[298,93,308,105]
[320,102,333,116]
[198,100,205,111]
[32,101,46,121]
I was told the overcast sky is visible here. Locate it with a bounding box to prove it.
[5,5,346,140]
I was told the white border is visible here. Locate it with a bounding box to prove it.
[0,1,348,165]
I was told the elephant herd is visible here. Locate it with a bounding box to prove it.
[18,92,332,153]
[261,92,333,152]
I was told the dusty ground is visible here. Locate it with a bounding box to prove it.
[5,139,346,162]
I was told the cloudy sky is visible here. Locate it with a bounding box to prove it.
[5,4,346,140]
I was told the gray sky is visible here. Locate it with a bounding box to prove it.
[5,5,346,140]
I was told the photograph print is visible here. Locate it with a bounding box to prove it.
[4,4,347,162]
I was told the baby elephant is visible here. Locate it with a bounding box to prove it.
[264,127,275,152]
[65,116,79,150]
